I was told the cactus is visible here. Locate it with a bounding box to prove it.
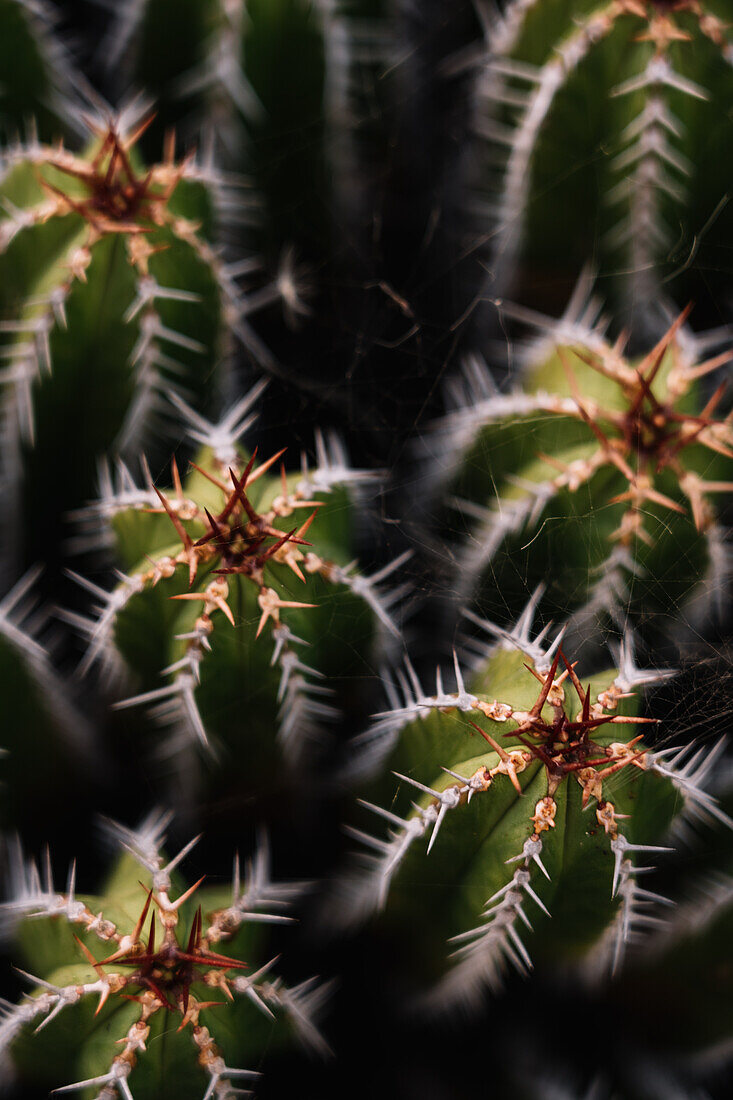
[66,396,406,786]
[104,0,334,269]
[336,599,732,1007]
[430,289,733,638]
[0,813,330,1098]
[0,111,249,577]
[100,0,397,358]
[0,0,86,144]
[480,0,733,311]
[479,794,733,1096]
[0,567,98,833]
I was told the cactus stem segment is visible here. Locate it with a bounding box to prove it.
[485,0,733,301]
[1,821,328,1096]
[70,421,402,758]
[341,624,733,999]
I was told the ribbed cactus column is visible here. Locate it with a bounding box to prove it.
[0,114,239,577]
[0,814,330,1099]
[480,0,733,310]
[429,294,733,638]
[0,567,96,834]
[336,603,731,1007]
[0,0,85,142]
[103,0,399,369]
[67,396,406,792]
[107,0,334,267]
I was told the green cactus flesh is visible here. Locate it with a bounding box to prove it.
[1,815,328,1098]
[111,0,331,265]
[437,307,733,634]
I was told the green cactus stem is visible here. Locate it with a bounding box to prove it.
[106,0,333,267]
[337,601,731,1008]
[102,0,396,333]
[480,0,733,309]
[0,566,97,832]
[67,395,406,783]
[0,813,330,1098]
[430,288,733,637]
[0,110,252,578]
[0,0,88,144]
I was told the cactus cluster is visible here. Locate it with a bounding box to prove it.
[0,1,733,1099]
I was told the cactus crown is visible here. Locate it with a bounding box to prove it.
[144,446,319,640]
[2,113,200,261]
[337,594,733,1009]
[431,295,733,632]
[538,308,733,543]
[468,647,657,821]
[40,117,181,237]
[66,409,405,765]
[1,816,328,1099]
